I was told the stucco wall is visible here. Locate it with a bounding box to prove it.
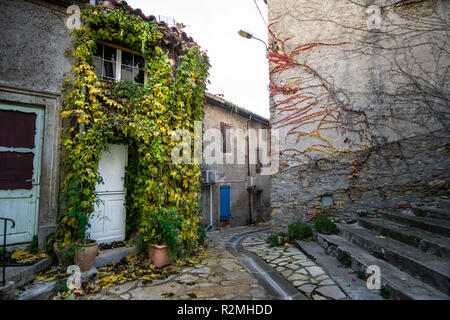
[267,0,450,231]
[0,0,75,94]
[201,99,271,227]
[0,0,77,247]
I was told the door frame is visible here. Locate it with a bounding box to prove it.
[0,103,44,244]
[0,88,62,249]
[89,144,128,244]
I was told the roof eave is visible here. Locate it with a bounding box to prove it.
[204,93,270,126]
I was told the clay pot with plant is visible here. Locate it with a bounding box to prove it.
[72,208,98,272]
[53,241,74,267]
[54,181,98,271]
[54,222,97,272]
[142,208,183,268]
[73,239,98,272]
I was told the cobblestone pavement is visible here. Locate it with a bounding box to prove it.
[92,225,269,300]
[242,231,348,300]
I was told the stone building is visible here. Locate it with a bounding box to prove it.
[0,0,221,250]
[0,0,87,248]
[200,93,271,228]
[265,0,450,229]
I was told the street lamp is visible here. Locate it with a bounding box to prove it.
[238,29,268,56]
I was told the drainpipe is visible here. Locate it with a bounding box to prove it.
[209,183,213,228]
[247,116,253,224]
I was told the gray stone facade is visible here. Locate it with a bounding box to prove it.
[0,0,81,247]
[200,94,271,228]
[266,0,450,231]
[271,129,450,231]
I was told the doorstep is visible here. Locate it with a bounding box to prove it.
[4,256,53,289]
[94,246,137,268]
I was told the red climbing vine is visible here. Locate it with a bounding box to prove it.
[268,21,370,160]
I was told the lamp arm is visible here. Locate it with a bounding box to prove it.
[251,36,268,52]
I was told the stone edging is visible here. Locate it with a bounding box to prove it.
[226,229,308,300]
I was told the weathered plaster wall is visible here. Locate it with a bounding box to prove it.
[267,0,450,231]
[201,99,271,227]
[0,0,75,94]
[0,0,77,247]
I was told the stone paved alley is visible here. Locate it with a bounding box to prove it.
[91,224,346,300]
[242,232,347,300]
[92,226,268,300]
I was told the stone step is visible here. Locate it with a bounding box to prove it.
[337,223,450,295]
[382,212,450,237]
[94,246,137,268]
[415,197,450,211]
[358,217,450,259]
[411,205,450,221]
[294,239,383,300]
[314,233,449,300]
[5,257,53,289]
[17,281,56,300]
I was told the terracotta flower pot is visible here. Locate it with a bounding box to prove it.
[53,242,74,266]
[74,241,98,272]
[149,244,169,268]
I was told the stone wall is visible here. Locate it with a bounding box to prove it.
[267,0,450,231]
[0,0,79,247]
[271,129,450,231]
[0,0,78,94]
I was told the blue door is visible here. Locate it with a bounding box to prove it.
[220,185,231,221]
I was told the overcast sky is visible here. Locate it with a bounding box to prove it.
[126,0,270,119]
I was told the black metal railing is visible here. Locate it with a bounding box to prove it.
[1,217,15,286]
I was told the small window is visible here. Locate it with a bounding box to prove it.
[256,147,262,173]
[321,195,334,209]
[93,42,146,85]
[220,122,231,154]
[121,51,145,85]
[93,43,116,81]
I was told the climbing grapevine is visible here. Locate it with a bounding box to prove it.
[57,5,209,256]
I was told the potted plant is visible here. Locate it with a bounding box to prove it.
[53,234,98,272]
[142,208,183,268]
[53,218,75,267]
[54,181,98,272]
[53,240,74,267]
[72,209,98,272]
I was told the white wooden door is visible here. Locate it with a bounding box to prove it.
[89,144,128,244]
[0,104,44,245]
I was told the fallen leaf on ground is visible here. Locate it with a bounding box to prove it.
[161,292,174,297]
[11,250,30,259]
[11,250,47,264]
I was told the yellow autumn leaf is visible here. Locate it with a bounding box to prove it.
[11,250,29,260]
[125,253,133,260]
[89,87,101,95]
